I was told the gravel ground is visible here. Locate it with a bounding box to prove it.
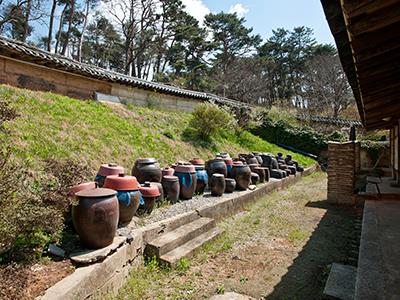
[142,179,280,225]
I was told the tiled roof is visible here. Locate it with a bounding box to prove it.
[0,36,248,108]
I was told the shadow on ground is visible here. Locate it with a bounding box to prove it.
[265,199,356,300]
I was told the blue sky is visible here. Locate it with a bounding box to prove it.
[182,0,334,44]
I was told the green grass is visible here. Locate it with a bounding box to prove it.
[1,84,314,176]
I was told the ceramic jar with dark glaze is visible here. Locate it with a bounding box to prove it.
[104,174,140,223]
[258,167,270,182]
[132,158,162,183]
[151,182,164,202]
[224,178,236,193]
[260,154,273,169]
[161,175,180,203]
[287,166,297,175]
[210,173,225,196]
[246,154,259,165]
[174,164,197,200]
[194,165,208,195]
[206,158,227,179]
[251,172,260,185]
[72,188,119,249]
[95,163,124,187]
[252,152,263,165]
[139,182,160,214]
[253,167,266,183]
[248,163,260,172]
[232,164,251,190]
[161,167,175,177]
[223,157,234,178]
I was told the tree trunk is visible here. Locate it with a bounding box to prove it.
[55,3,68,54]
[77,0,90,61]
[61,0,75,56]
[22,0,31,42]
[47,0,57,52]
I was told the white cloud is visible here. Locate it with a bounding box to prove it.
[228,3,249,18]
[181,0,210,26]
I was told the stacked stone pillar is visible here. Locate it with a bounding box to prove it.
[327,141,360,205]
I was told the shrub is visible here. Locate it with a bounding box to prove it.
[188,103,235,139]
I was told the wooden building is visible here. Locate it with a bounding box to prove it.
[321,0,400,298]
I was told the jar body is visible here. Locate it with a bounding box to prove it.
[224,178,236,193]
[132,159,162,183]
[116,190,140,223]
[232,165,251,190]
[210,174,225,196]
[72,195,119,249]
[174,172,197,200]
[206,159,227,179]
[161,177,180,203]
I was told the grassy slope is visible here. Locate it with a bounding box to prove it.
[0,84,314,176]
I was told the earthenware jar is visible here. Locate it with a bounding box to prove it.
[72,188,119,249]
[216,152,230,159]
[95,163,124,187]
[161,175,180,203]
[246,154,259,165]
[284,155,294,166]
[210,173,225,196]
[161,167,175,177]
[271,157,279,170]
[232,164,251,190]
[253,167,266,183]
[190,158,205,166]
[259,167,270,182]
[194,165,208,195]
[251,172,259,185]
[222,157,234,178]
[139,182,160,214]
[224,178,236,193]
[252,152,263,165]
[174,164,197,200]
[151,182,164,202]
[206,158,227,179]
[271,169,285,179]
[260,154,273,169]
[132,158,162,183]
[276,153,285,164]
[104,174,140,223]
[248,163,260,172]
[288,166,297,175]
[297,165,304,172]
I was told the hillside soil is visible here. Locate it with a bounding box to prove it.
[117,172,357,299]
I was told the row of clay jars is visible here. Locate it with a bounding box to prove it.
[210,174,237,196]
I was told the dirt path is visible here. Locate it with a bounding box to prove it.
[116,172,356,299]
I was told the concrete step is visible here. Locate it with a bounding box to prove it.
[145,217,216,258]
[323,263,356,300]
[160,227,222,266]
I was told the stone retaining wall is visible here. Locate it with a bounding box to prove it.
[39,164,317,300]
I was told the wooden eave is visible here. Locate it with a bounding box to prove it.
[321,0,400,130]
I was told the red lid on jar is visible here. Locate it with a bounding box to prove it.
[69,182,97,196]
[174,164,196,173]
[223,158,233,166]
[190,158,205,165]
[140,182,161,197]
[76,188,117,198]
[104,174,139,191]
[233,161,244,166]
[98,163,124,177]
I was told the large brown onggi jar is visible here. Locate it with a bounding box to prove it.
[253,167,266,183]
[206,158,227,179]
[72,188,119,249]
[232,164,251,190]
[210,174,225,197]
[174,164,197,200]
[224,178,236,193]
[194,165,208,195]
[95,163,124,187]
[161,175,180,203]
[132,158,162,183]
[104,174,140,223]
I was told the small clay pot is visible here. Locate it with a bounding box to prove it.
[151,182,164,203]
[104,174,140,223]
[251,172,260,185]
[95,163,124,187]
[297,166,304,172]
[252,152,263,165]
[72,188,119,249]
[232,165,251,190]
[194,165,208,195]
[253,167,266,183]
[161,175,180,203]
[210,174,225,196]
[248,163,260,172]
[139,182,160,214]
[174,164,197,200]
[271,169,285,179]
[132,158,162,183]
[288,166,297,175]
[224,178,236,193]
[161,167,175,177]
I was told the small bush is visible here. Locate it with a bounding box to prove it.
[188,103,235,139]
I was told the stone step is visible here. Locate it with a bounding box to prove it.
[323,263,356,300]
[145,217,216,259]
[160,227,222,267]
